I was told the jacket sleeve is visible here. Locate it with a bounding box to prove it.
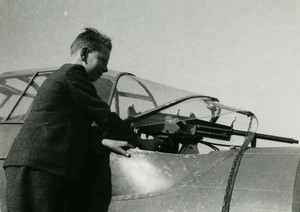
[105,112,140,147]
[63,65,139,147]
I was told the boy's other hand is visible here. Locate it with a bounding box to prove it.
[101,139,134,157]
[137,137,160,151]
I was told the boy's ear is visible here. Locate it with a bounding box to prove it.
[80,48,89,63]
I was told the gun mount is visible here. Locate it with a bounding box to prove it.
[134,118,298,152]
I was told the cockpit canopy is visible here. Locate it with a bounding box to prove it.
[0,68,258,152]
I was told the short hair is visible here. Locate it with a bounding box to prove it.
[70,28,112,56]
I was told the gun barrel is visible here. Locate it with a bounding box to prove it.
[232,129,299,144]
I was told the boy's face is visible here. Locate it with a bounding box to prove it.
[85,46,110,82]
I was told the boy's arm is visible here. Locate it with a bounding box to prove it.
[63,65,141,150]
[101,139,133,157]
[64,65,159,151]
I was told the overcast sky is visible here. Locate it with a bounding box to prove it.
[0,0,299,144]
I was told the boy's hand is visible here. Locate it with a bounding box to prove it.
[101,139,134,157]
[137,137,160,151]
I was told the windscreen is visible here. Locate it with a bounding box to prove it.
[130,96,258,151]
[0,73,48,122]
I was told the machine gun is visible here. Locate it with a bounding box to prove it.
[136,118,299,149]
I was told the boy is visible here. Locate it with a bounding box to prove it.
[4,28,144,212]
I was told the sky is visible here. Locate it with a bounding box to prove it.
[0,0,300,145]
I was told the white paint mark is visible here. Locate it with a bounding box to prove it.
[251,200,261,208]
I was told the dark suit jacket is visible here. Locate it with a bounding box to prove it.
[4,64,138,179]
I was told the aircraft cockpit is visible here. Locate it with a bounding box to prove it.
[0,69,299,212]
